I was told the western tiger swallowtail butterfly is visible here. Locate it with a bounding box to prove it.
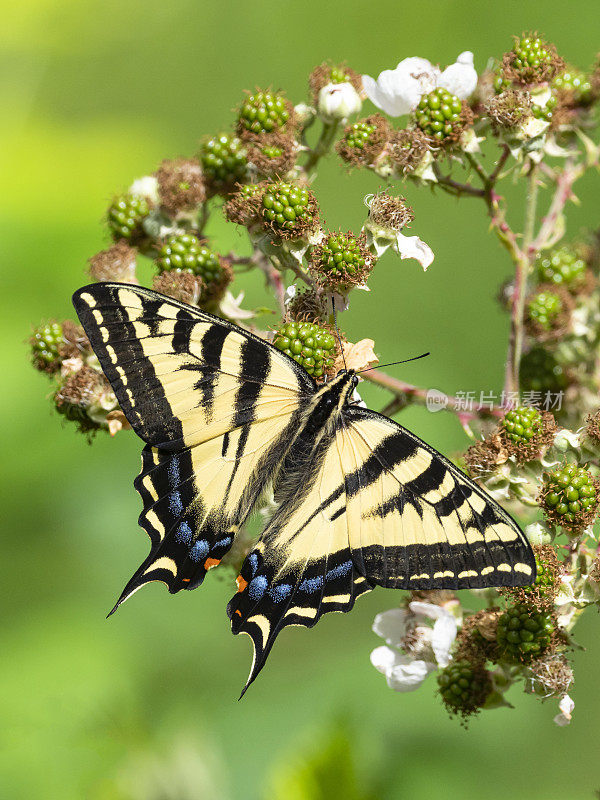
[73,283,535,694]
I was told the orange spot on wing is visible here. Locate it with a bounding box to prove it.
[234,609,242,617]
[204,557,221,570]
[181,578,191,583]
[236,575,248,593]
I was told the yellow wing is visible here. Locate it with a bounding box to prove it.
[227,423,372,695]
[73,283,315,607]
[340,407,535,590]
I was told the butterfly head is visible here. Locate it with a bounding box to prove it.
[330,369,359,407]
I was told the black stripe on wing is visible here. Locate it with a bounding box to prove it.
[342,407,536,591]
[72,283,316,449]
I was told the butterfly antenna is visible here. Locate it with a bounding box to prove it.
[331,296,347,371]
[357,352,430,374]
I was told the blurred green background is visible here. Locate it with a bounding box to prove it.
[3,1,600,798]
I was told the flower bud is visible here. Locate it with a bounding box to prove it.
[317,82,362,122]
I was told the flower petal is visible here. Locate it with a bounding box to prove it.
[431,614,458,667]
[362,71,411,116]
[554,694,575,726]
[393,57,439,110]
[408,600,443,620]
[370,645,398,676]
[387,657,435,691]
[372,608,409,647]
[439,51,478,99]
[394,232,434,270]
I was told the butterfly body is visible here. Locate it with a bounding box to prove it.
[73,283,535,693]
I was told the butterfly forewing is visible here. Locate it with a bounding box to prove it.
[73,283,314,607]
[340,407,535,590]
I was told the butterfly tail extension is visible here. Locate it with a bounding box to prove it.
[227,546,372,697]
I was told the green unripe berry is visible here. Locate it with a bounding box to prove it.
[199,135,248,186]
[343,120,378,150]
[537,247,587,289]
[416,88,463,141]
[520,346,567,396]
[493,71,512,94]
[437,660,492,717]
[553,69,594,106]
[107,193,151,241]
[329,66,352,84]
[541,463,599,529]
[527,290,563,331]
[260,182,314,236]
[156,233,224,287]
[31,321,64,372]
[501,406,543,444]
[496,603,554,663]
[531,93,557,122]
[238,91,291,135]
[273,321,337,378]
[313,231,371,289]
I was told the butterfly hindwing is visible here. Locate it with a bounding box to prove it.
[73,283,315,607]
[227,410,373,694]
[340,407,535,590]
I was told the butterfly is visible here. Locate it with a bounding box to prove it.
[73,283,535,695]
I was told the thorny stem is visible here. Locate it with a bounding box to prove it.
[504,162,540,394]
[303,121,340,175]
[433,164,485,198]
[363,368,504,421]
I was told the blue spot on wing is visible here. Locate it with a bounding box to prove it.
[175,521,193,544]
[215,536,233,548]
[269,583,292,602]
[169,492,183,515]
[248,576,268,600]
[325,560,352,581]
[167,458,180,485]
[299,575,324,593]
[189,539,209,562]
[247,553,259,577]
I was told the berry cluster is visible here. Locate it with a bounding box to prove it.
[520,346,568,395]
[415,88,464,142]
[260,182,316,238]
[31,322,64,372]
[342,120,378,150]
[537,247,587,289]
[107,193,151,241]
[496,603,554,663]
[553,69,594,106]
[337,115,389,167]
[156,233,224,288]
[238,91,292,136]
[437,660,492,718]
[273,321,337,378]
[501,406,543,445]
[541,463,599,529]
[311,231,372,290]
[504,35,562,84]
[526,289,563,331]
[199,135,247,188]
